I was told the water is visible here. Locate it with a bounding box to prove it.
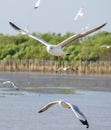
[0,90,111,130]
[0,72,111,130]
[0,72,111,92]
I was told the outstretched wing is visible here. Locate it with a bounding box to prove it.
[2,81,19,90]
[74,8,84,21]
[38,101,59,113]
[69,103,89,128]
[9,22,50,47]
[10,81,19,90]
[58,23,107,48]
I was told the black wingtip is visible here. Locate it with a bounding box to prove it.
[38,110,43,113]
[102,22,107,27]
[97,22,107,30]
[80,120,89,128]
[86,123,89,128]
[16,88,19,90]
[9,22,21,31]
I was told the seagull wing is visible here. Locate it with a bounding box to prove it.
[67,103,89,128]
[2,81,11,85]
[38,101,59,113]
[35,0,40,8]
[9,22,50,47]
[74,14,79,21]
[74,8,83,21]
[58,23,107,48]
[10,81,19,90]
[2,81,19,90]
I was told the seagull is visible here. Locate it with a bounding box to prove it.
[100,45,111,49]
[34,0,40,8]
[0,81,19,90]
[9,22,106,57]
[38,100,89,128]
[74,7,84,21]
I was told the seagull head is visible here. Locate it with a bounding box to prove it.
[47,45,53,50]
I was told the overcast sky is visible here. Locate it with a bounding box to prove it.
[0,0,111,35]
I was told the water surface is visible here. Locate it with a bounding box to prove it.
[0,72,111,130]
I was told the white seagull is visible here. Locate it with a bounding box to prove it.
[38,100,89,128]
[9,22,106,57]
[0,81,19,90]
[74,7,84,21]
[35,0,40,8]
[100,45,111,49]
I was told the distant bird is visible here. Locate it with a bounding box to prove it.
[74,8,84,21]
[81,24,90,32]
[35,0,40,8]
[0,81,19,90]
[9,22,106,57]
[100,45,111,49]
[38,100,89,128]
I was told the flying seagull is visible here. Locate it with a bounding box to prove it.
[100,45,111,49]
[74,7,84,21]
[9,22,106,57]
[35,0,40,8]
[0,81,19,90]
[38,100,89,128]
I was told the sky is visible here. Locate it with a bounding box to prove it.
[0,0,111,35]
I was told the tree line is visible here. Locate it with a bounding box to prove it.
[0,31,111,62]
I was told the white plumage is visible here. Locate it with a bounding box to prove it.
[100,45,111,49]
[74,8,84,21]
[0,81,19,90]
[35,0,40,8]
[9,22,106,57]
[38,100,89,128]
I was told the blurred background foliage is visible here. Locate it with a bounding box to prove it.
[0,31,111,62]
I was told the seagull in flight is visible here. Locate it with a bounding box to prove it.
[9,22,106,57]
[74,7,84,21]
[38,100,89,128]
[34,0,40,8]
[100,45,111,49]
[0,81,19,90]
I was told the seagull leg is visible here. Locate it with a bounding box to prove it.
[58,56,63,68]
[58,56,62,61]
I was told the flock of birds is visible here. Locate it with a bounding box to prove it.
[8,0,107,58]
[0,0,109,129]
